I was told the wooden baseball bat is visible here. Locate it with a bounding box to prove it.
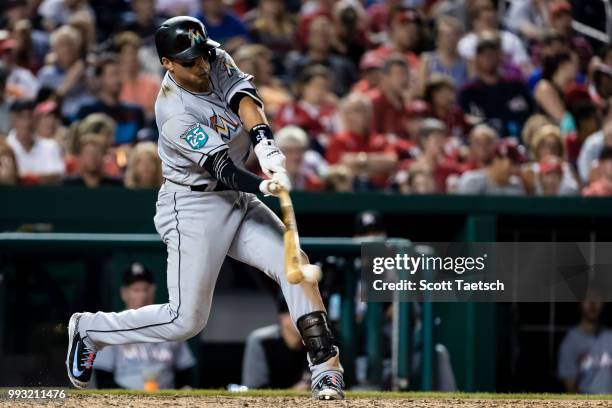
[278,189,304,284]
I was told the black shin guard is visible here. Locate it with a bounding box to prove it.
[297,311,337,366]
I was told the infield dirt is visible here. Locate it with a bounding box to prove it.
[4,394,612,407]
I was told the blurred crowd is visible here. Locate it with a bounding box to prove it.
[1,0,612,196]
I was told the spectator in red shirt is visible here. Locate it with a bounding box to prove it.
[366,56,411,138]
[326,92,398,187]
[423,74,471,140]
[401,99,431,144]
[351,50,383,95]
[275,125,323,192]
[370,7,424,71]
[274,64,337,152]
[583,147,612,196]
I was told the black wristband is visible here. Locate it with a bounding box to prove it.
[249,124,274,145]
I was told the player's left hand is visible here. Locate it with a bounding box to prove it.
[254,139,286,178]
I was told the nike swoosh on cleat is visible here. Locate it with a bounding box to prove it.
[72,347,84,377]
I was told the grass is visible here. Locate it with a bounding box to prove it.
[67,389,612,400]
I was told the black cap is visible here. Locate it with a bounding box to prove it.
[122,262,154,286]
[9,99,35,113]
[355,210,385,235]
[155,16,220,63]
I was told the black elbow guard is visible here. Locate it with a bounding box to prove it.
[297,311,337,366]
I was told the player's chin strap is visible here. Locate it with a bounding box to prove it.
[297,311,338,366]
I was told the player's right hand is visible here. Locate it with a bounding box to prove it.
[259,173,291,196]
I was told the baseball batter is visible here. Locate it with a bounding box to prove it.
[66,16,344,400]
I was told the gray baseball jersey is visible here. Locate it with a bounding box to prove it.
[77,46,343,382]
[155,48,260,187]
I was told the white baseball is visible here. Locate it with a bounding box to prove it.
[301,264,322,283]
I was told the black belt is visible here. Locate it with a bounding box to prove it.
[164,179,230,192]
[190,182,230,192]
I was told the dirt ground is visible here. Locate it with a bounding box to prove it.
[3,394,612,408]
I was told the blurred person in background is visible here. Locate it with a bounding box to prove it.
[366,56,411,138]
[34,100,66,147]
[274,64,337,152]
[547,0,592,74]
[65,112,124,177]
[396,168,436,194]
[11,19,48,74]
[534,52,579,135]
[460,124,499,171]
[458,31,533,138]
[1,0,29,30]
[323,164,354,192]
[329,0,369,67]
[535,156,566,196]
[63,133,122,187]
[457,139,526,195]
[457,0,531,76]
[370,7,424,70]
[351,50,383,94]
[6,99,64,184]
[583,147,612,197]
[523,124,579,196]
[326,92,398,189]
[67,9,97,57]
[119,0,165,45]
[286,15,357,97]
[0,137,19,185]
[123,141,162,189]
[93,262,196,390]
[194,0,250,53]
[0,66,9,133]
[76,55,146,145]
[0,29,39,102]
[233,44,292,120]
[558,292,612,393]
[503,0,549,43]
[527,29,575,92]
[243,0,295,68]
[405,118,462,193]
[590,63,612,107]
[275,125,323,192]
[423,74,471,140]
[417,15,468,93]
[401,99,431,143]
[566,98,600,166]
[241,297,309,390]
[114,31,161,122]
[578,107,612,184]
[117,0,166,76]
[38,0,95,30]
[37,25,92,121]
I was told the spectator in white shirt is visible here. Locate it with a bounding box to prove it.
[6,100,64,184]
[457,1,531,76]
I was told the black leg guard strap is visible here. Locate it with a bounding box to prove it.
[297,311,337,366]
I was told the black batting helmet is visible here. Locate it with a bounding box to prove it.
[154,16,220,64]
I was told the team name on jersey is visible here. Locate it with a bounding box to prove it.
[209,113,239,140]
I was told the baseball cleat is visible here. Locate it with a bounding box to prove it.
[312,371,345,400]
[66,313,97,389]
